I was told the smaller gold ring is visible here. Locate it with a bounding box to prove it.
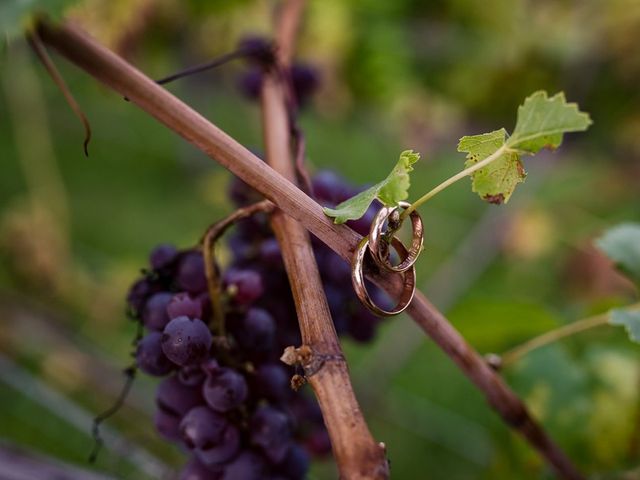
[369,201,424,273]
[351,236,416,317]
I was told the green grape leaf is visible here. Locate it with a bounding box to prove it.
[323,150,419,223]
[457,129,525,204]
[458,91,590,204]
[596,223,640,285]
[0,0,78,41]
[609,309,640,343]
[507,91,592,153]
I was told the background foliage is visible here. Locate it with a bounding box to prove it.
[1,0,639,478]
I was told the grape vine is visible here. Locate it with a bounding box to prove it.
[124,172,389,479]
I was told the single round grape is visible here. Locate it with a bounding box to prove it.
[237,36,274,66]
[127,278,158,315]
[221,451,266,480]
[178,364,207,387]
[227,233,255,261]
[136,332,174,376]
[203,367,248,413]
[154,408,183,443]
[305,428,332,456]
[162,316,212,366]
[228,176,261,207]
[180,406,228,450]
[277,444,310,480]
[253,364,290,403]
[348,308,378,342]
[177,252,208,294]
[223,269,264,305]
[180,457,222,480]
[150,244,178,270]
[195,424,241,469]
[143,292,173,331]
[168,292,203,320]
[321,252,351,285]
[234,308,275,352]
[312,170,353,205]
[250,406,292,463]
[290,63,320,105]
[237,68,263,101]
[259,238,282,266]
[156,375,203,417]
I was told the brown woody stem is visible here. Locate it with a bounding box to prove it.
[35,19,583,480]
[27,30,92,157]
[259,2,389,478]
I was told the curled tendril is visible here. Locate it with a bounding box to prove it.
[28,29,92,157]
[200,200,275,336]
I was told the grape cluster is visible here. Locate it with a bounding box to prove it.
[235,36,320,107]
[128,173,387,479]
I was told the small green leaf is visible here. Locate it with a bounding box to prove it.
[596,223,640,285]
[323,150,419,223]
[609,309,640,343]
[377,150,420,205]
[508,91,592,153]
[458,91,590,204]
[457,129,525,204]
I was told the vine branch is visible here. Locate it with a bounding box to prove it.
[500,303,640,368]
[35,19,583,480]
[260,2,388,478]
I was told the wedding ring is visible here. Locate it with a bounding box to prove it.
[368,201,424,273]
[351,236,416,317]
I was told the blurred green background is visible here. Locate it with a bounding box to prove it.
[1,0,640,478]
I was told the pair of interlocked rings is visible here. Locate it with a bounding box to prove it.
[351,201,424,317]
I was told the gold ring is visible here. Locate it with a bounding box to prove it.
[369,201,424,273]
[351,236,416,317]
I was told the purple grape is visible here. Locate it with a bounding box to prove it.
[168,292,203,320]
[127,278,158,314]
[177,252,208,294]
[162,316,212,366]
[178,364,207,387]
[156,375,203,417]
[136,332,174,376]
[250,406,292,463]
[195,425,241,468]
[259,238,282,266]
[237,68,263,100]
[237,36,274,66]
[290,63,320,105]
[321,252,351,284]
[306,428,332,456]
[154,408,182,442]
[228,176,261,207]
[180,457,222,480]
[150,244,178,270]
[221,451,266,480]
[143,292,173,331]
[223,269,264,305]
[312,171,353,205]
[203,367,248,412]
[180,406,228,450]
[253,364,290,403]
[234,308,275,352]
[348,308,379,343]
[277,444,310,480]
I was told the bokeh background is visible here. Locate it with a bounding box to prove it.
[1,0,640,478]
